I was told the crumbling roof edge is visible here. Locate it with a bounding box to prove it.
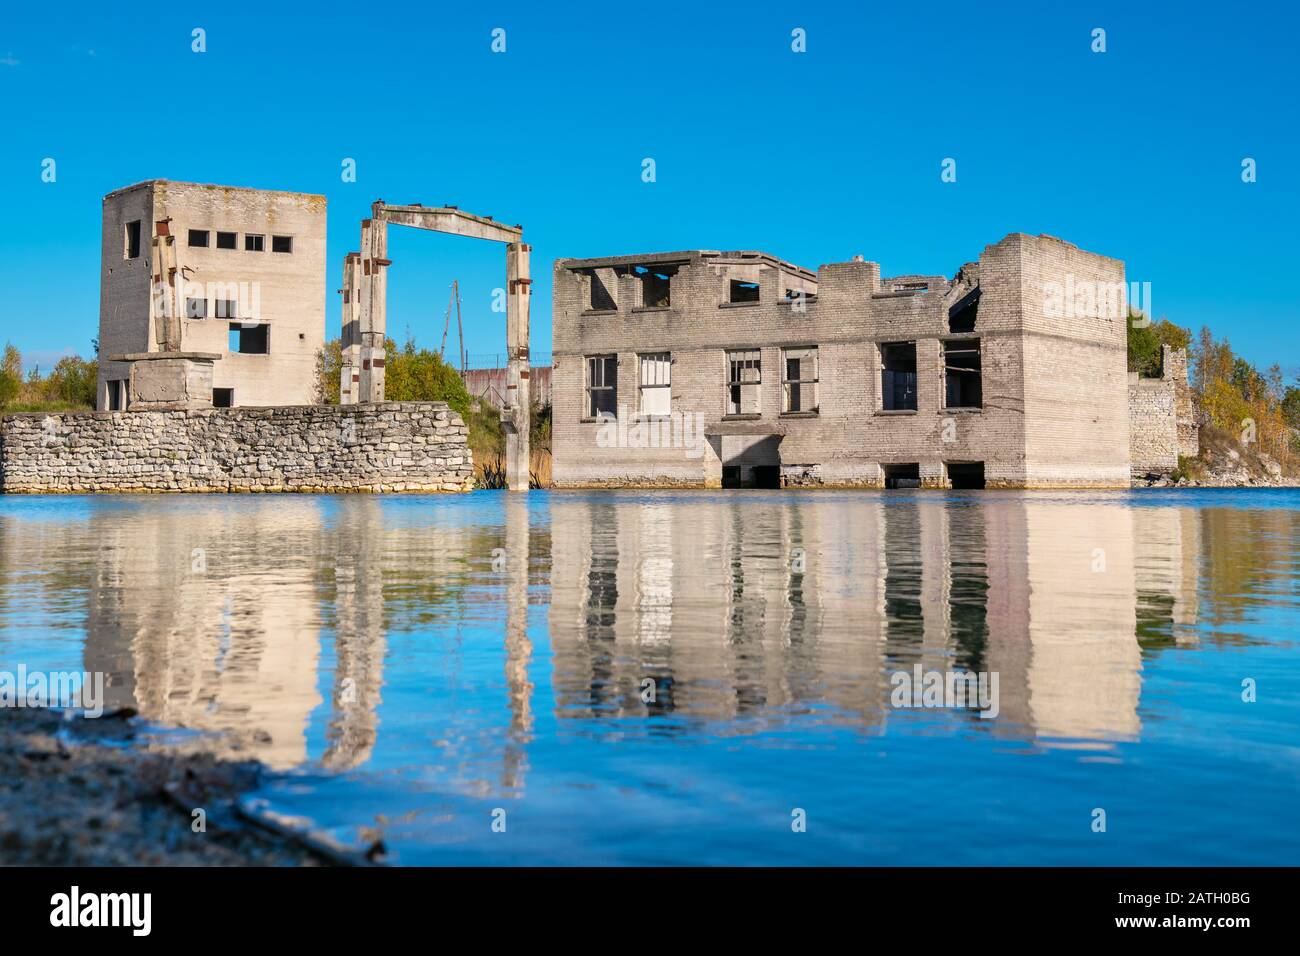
[558,249,816,280]
[103,180,328,203]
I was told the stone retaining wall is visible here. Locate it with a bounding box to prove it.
[0,402,473,494]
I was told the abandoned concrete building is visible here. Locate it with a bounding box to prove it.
[552,233,1195,489]
[97,180,326,411]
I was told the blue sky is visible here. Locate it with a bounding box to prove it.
[1,1,1297,375]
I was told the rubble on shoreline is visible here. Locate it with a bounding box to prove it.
[0,707,333,866]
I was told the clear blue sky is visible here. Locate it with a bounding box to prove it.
[1,1,1297,376]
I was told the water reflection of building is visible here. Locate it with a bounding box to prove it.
[0,498,395,769]
[0,491,1221,775]
[79,498,327,768]
[548,493,1205,744]
[549,496,892,726]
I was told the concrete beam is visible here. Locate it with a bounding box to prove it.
[376,204,523,245]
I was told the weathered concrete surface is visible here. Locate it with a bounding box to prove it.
[98,180,327,410]
[111,351,220,411]
[0,403,472,494]
[551,234,1168,489]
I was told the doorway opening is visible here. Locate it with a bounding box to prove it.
[883,463,921,489]
[947,461,986,489]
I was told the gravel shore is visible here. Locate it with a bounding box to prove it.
[0,707,327,866]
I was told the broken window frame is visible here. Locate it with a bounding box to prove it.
[124,220,141,260]
[228,322,270,355]
[943,338,982,410]
[185,297,208,319]
[726,349,762,417]
[245,234,265,252]
[213,298,239,321]
[634,265,672,308]
[638,352,672,418]
[271,235,294,254]
[781,346,819,414]
[187,229,210,248]
[728,279,760,304]
[880,341,918,412]
[585,354,618,419]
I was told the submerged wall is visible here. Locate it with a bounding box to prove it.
[0,402,472,494]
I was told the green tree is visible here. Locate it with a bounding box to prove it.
[1127,315,1192,378]
[315,338,342,404]
[383,334,471,418]
[1281,385,1300,430]
[44,355,98,408]
[0,343,22,409]
[314,334,471,419]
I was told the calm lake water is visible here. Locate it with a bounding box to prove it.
[1,489,1297,865]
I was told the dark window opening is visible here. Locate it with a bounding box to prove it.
[124,220,141,260]
[948,462,985,490]
[751,465,780,489]
[107,379,126,411]
[587,271,616,311]
[722,465,743,488]
[729,279,760,303]
[944,339,982,408]
[212,388,234,408]
[726,349,761,416]
[216,231,237,249]
[883,463,921,489]
[245,234,265,252]
[949,287,980,334]
[586,354,617,418]
[229,323,269,354]
[881,342,917,411]
[188,229,209,248]
[213,299,238,320]
[634,265,673,307]
[782,347,818,413]
[271,235,293,254]
[185,297,208,319]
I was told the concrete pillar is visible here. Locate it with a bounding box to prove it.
[150,227,181,352]
[357,217,389,403]
[505,242,532,491]
[357,220,374,401]
[339,252,361,404]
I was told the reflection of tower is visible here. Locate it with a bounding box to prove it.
[322,496,387,770]
[1022,501,1141,741]
[501,494,534,790]
[1132,506,1201,645]
[80,498,324,769]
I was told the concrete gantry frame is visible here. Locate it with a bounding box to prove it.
[341,201,532,491]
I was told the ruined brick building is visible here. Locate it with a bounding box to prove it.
[551,233,1196,489]
[97,181,326,411]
